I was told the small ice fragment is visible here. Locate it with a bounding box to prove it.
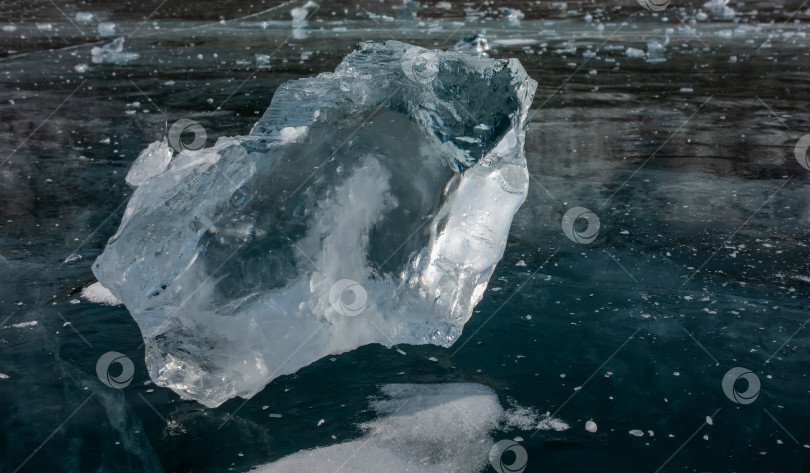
[629,429,644,437]
[436,1,452,10]
[268,413,282,418]
[454,34,490,57]
[647,39,666,59]
[703,434,709,440]
[98,22,117,37]
[69,299,80,305]
[702,0,735,19]
[2,25,17,32]
[36,23,53,31]
[91,37,140,65]
[81,282,122,306]
[625,47,645,58]
[125,139,173,186]
[515,260,526,267]
[64,254,82,263]
[75,12,95,24]
[706,416,713,425]
[428,356,438,362]
[673,371,680,376]
[585,420,597,433]
[0,373,9,379]
[501,8,524,24]
[680,87,694,93]
[696,11,709,21]
[396,348,406,355]
[74,64,89,73]
[648,430,654,437]
[317,419,325,426]
[255,54,271,68]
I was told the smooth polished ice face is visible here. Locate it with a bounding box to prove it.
[92,40,537,407]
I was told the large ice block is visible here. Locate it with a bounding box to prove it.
[92,40,537,407]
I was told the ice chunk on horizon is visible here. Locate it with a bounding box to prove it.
[91,37,139,65]
[703,0,736,19]
[93,40,537,408]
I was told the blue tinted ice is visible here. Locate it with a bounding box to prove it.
[92,40,536,407]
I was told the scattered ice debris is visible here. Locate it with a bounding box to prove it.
[436,1,452,10]
[69,299,80,305]
[316,419,325,427]
[2,25,17,32]
[81,282,122,306]
[629,429,644,437]
[36,23,53,32]
[585,420,598,433]
[91,37,139,65]
[125,139,173,187]
[537,412,570,431]
[97,22,117,37]
[680,87,694,93]
[0,373,8,379]
[428,357,438,362]
[74,64,89,73]
[516,260,526,267]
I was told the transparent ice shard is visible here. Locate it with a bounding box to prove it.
[93,40,537,407]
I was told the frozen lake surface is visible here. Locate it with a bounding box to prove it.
[1,1,810,472]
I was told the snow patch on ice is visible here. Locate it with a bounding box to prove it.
[82,282,122,306]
